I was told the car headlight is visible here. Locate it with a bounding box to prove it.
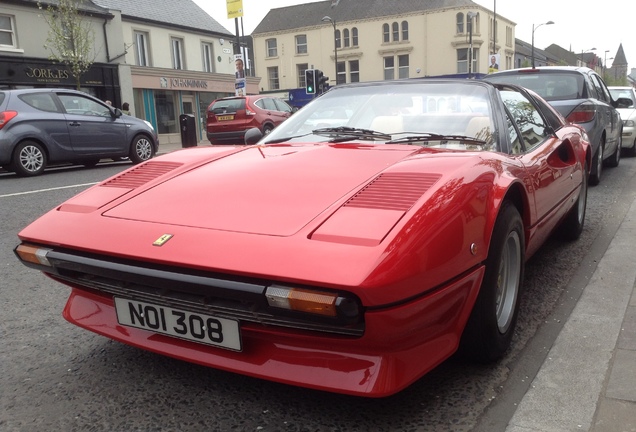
[143,120,155,131]
[623,119,635,128]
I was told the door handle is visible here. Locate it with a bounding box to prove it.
[69,122,81,127]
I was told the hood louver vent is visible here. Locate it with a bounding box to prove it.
[102,161,183,189]
[345,173,441,211]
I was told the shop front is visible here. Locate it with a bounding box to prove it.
[130,67,260,146]
[0,56,120,103]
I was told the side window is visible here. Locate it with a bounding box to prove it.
[501,89,549,151]
[262,98,278,111]
[254,99,265,110]
[273,99,292,113]
[505,110,523,154]
[590,73,611,103]
[19,93,60,113]
[58,94,111,117]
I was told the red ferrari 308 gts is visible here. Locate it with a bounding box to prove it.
[15,79,590,397]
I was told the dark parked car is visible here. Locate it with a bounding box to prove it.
[0,88,158,176]
[484,66,628,185]
[206,95,292,144]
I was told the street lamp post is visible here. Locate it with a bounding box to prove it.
[322,16,337,84]
[531,20,554,68]
[467,12,478,76]
[580,47,597,67]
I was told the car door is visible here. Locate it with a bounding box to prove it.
[57,92,128,156]
[260,97,291,126]
[501,89,579,231]
[589,72,621,152]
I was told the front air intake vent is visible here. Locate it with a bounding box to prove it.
[344,172,441,211]
[102,161,183,189]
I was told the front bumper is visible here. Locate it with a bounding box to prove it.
[60,266,484,397]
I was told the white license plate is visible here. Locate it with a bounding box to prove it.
[114,298,242,351]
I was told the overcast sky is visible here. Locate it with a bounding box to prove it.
[193,0,633,71]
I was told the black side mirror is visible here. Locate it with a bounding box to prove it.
[615,97,633,109]
[244,127,262,145]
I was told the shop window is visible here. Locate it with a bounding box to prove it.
[155,91,178,134]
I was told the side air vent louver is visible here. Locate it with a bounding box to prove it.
[344,173,441,211]
[101,161,183,189]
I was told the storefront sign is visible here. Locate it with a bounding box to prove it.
[160,77,209,89]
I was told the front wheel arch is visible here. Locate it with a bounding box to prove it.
[459,200,525,363]
[129,134,155,164]
[10,140,48,176]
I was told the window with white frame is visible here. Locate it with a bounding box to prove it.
[352,28,358,46]
[349,60,359,83]
[134,31,150,66]
[456,13,464,33]
[383,56,394,80]
[266,38,277,57]
[382,23,390,43]
[401,21,409,41]
[171,37,184,69]
[343,29,350,48]
[392,22,399,42]
[295,34,307,54]
[398,55,409,79]
[0,14,17,49]
[298,63,308,88]
[268,67,279,90]
[457,48,478,73]
[202,42,214,72]
[336,61,346,84]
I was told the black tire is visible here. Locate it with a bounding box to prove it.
[605,135,621,168]
[589,141,603,186]
[129,135,155,164]
[262,124,274,135]
[10,140,47,176]
[460,201,524,363]
[560,162,588,241]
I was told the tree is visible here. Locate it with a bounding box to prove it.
[39,0,96,90]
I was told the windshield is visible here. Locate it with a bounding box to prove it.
[486,72,584,101]
[262,81,495,148]
[609,88,636,106]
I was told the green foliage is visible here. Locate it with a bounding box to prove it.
[38,0,95,90]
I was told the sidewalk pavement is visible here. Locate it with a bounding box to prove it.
[157,139,212,155]
[503,192,636,432]
[155,140,636,431]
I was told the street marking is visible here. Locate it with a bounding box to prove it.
[0,182,98,198]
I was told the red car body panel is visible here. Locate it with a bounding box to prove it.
[16,81,590,397]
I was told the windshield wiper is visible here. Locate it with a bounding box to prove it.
[263,133,313,144]
[312,126,391,142]
[386,133,487,145]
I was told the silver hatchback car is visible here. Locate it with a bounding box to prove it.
[485,67,631,185]
[0,88,159,176]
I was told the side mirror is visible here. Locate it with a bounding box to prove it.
[244,127,262,145]
[113,108,123,118]
[615,97,634,109]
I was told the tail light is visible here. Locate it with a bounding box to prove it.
[566,102,596,124]
[0,111,18,130]
[246,108,256,116]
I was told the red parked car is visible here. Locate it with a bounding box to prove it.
[206,95,292,144]
[15,79,590,397]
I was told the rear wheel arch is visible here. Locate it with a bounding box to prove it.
[10,138,50,176]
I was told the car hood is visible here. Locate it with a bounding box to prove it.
[101,144,432,236]
[617,107,636,120]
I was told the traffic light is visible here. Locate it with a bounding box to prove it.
[305,69,316,94]
[316,70,329,94]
